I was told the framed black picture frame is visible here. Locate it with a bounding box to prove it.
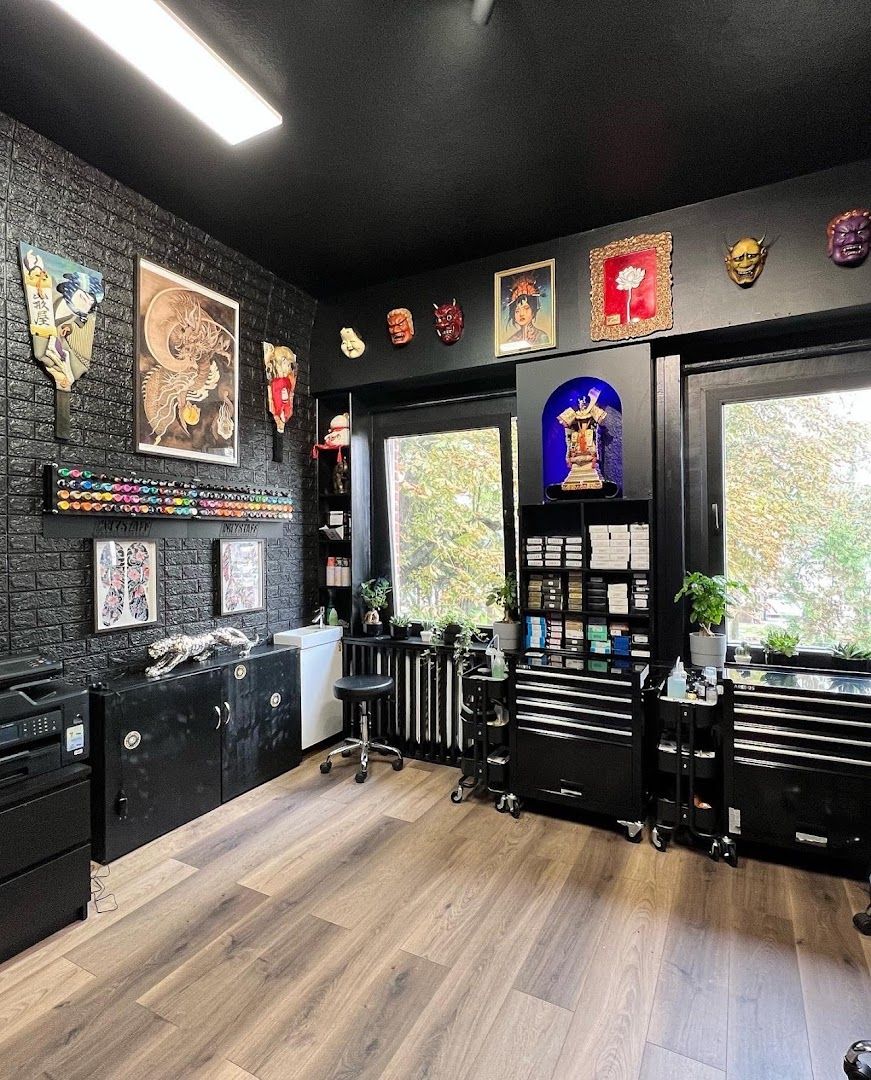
[93,538,160,633]
[218,538,266,616]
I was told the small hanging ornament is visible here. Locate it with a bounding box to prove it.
[262,341,298,462]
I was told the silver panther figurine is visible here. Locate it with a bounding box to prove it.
[145,628,259,679]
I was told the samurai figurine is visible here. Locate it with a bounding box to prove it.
[557,387,607,491]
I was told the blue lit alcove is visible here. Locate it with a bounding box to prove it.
[541,376,623,498]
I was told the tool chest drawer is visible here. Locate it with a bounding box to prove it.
[515,724,635,816]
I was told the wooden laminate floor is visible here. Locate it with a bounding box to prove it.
[1,753,870,1080]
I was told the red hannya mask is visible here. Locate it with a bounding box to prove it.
[433,299,464,345]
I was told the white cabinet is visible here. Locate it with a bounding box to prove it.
[274,627,343,749]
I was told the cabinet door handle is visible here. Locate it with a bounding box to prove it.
[214,705,222,730]
[223,701,231,726]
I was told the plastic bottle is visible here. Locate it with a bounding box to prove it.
[666,657,687,699]
[486,636,507,680]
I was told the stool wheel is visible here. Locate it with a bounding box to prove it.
[320,761,332,774]
[341,748,352,757]
[392,757,404,771]
[355,771,367,784]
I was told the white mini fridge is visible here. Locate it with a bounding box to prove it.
[273,626,344,749]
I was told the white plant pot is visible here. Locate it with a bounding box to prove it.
[689,632,727,669]
[492,620,521,652]
[419,630,433,644]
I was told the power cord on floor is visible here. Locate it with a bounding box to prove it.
[90,862,117,914]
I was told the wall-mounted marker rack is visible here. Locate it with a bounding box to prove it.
[42,463,293,539]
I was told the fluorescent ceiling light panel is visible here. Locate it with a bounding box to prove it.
[46,0,282,145]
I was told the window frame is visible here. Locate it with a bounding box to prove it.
[685,349,871,647]
[371,395,518,626]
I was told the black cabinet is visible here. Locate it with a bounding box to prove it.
[222,649,301,801]
[512,654,648,840]
[91,645,301,863]
[725,666,871,864]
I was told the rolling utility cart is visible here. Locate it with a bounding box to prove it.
[650,678,737,865]
[450,664,519,817]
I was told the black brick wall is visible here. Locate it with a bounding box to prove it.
[0,114,319,681]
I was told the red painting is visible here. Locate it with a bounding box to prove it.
[590,232,673,342]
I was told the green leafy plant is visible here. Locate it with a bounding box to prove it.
[432,609,481,665]
[833,641,871,661]
[674,572,744,636]
[360,577,391,612]
[486,575,518,622]
[390,614,411,628]
[761,627,800,657]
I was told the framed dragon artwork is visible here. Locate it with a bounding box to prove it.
[135,258,240,465]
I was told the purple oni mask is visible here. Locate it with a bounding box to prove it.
[433,299,464,345]
[827,209,871,266]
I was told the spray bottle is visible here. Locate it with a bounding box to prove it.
[486,635,507,680]
[667,657,687,699]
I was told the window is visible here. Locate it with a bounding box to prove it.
[686,351,871,652]
[373,399,517,626]
[723,388,871,647]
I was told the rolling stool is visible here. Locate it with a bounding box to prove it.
[320,674,403,783]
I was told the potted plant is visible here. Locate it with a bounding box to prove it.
[359,577,391,636]
[418,619,434,644]
[761,627,800,665]
[487,574,520,652]
[390,614,410,640]
[674,571,744,669]
[832,641,871,674]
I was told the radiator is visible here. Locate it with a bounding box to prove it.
[341,640,464,765]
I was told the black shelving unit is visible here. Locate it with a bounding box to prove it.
[649,676,736,864]
[450,663,519,816]
[316,393,354,628]
[518,499,653,664]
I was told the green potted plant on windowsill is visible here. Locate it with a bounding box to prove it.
[674,571,744,669]
[760,627,800,666]
[360,577,391,636]
[486,574,520,652]
[389,614,410,641]
[832,641,871,675]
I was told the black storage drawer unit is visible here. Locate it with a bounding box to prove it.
[91,644,301,863]
[0,765,92,965]
[0,776,90,881]
[726,666,871,862]
[512,653,648,838]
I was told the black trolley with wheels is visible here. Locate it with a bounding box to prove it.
[650,677,737,866]
[450,664,519,817]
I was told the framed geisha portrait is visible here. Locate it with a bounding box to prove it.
[219,539,266,616]
[135,258,240,465]
[93,539,159,633]
[494,259,556,357]
[590,232,673,341]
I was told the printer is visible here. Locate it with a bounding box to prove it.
[0,653,92,964]
[0,652,89,784]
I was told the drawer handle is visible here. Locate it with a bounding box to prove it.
[517,714,630,737]
[516,697,632,720]
[734,741,871,767]
[223,702,231,726]
[517,670,631,687]
[559,783,584,798]
[515,683,629,704]
[736,706,871,729]
[214,705,222,730]
[735,722,871,748]
[735,691,871,711]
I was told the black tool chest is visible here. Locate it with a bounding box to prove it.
[511,653,648,841]
[725,666,871,863]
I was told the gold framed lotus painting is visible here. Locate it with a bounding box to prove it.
[135,258,240,464]
[589,232,673,342]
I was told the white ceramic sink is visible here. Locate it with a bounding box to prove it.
[274,625,343,650]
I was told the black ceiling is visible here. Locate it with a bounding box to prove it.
[2,0,871,298]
